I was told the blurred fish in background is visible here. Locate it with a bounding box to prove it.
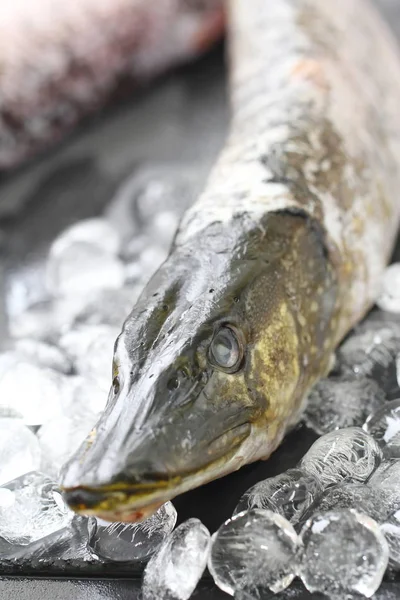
[0,0,225,170]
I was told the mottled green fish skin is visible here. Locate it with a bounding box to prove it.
[61,0,400,521]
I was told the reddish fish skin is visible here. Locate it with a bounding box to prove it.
[0,0,224,170]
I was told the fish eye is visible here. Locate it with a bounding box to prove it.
[112,376,120,396]
[209,326,244,373]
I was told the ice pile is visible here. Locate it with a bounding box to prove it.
[304,321,400,434]
[0,472,93,563]
[0,470,177,567]
[303,269,400,436]
[0,472,74,548]
[222,427,392,598]
[2,171,400,600]
[137,425,400,598]
[0,167,199,569]
[1,166,197,484]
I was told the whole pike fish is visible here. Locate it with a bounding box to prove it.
[61,0,400,521]
[0,0,224,169]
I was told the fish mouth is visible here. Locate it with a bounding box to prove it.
[62,478,178,523]
[62,423,252,522]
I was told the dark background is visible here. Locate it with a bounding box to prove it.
[0,1,400,598]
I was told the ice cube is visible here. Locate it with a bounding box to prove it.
[89,502,177,562]
[134,179,179,224]
[128,168,195,226]
[68,376,108,416]
[299,509,389,597]
[5,261,47,320]
[364,399,400,458]
[335,325,400,398]
[0,472,74,549]
[14,339,72,374]
[121,234,151,263]
[299,427,382,488]
[105,165,197,242]
[368,459,400,492]
[0,351,21,376]
[0,347,70,378]
[233,468,321,525]
[208,509,300,596]
[377,263,400,313]
[233,581,309,600]
[0,361,69,426]
[72,287,139,328]
[9,296,86,342]
[151,211,180,249]
[38,413,98,479]
[49,218,121,257]
[0,514,96,563]
[299,482,399,527]
[59,324,119,393]
[124,260,144,285]
[138,246,169,275]
[142,518,210,600]
[304,378,386,435]
[122,242,169,287]
[46,241,125,297]
[49,515,97,562]
[0,488,15,508]
[380,509,400,570]
[0,419,42,485]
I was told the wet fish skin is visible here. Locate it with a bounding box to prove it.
[0,0,224,170]
[61,0,400,520]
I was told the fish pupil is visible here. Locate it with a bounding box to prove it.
[167,376,180,391]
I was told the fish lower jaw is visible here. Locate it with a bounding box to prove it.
[78,501,164,523]
[65,425,278,522]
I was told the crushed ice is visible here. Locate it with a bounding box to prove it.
[0,167,191,571]
[1,175,400,598]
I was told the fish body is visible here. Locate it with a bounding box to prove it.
[0,0,224,169]
[62,0,400,520]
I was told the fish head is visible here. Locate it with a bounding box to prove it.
[61,212,335,520]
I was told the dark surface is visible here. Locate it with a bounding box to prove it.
[0,578,227,600]
[1,1,400,597]
[2,579,400,600]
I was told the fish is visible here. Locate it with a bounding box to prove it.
[0,0,224,170]
[61,0,400,522]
